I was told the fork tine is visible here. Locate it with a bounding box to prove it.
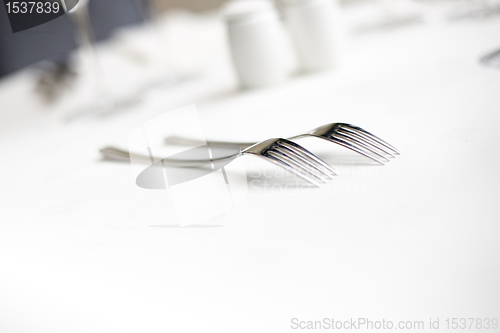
[265,153,324,187]
[278,140,338,176]
[273,146,334,181]
[329,136,386,165]
[274,146,335,180]
[333,132,391,162]
[336,128,396,158]
[268,150,328,184]
[339,124,400,154]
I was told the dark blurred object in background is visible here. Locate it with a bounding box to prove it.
[0,0,148,78]
[152,0,228,13]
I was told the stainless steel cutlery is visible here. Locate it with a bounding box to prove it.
[100,123,398,187]
[164,123,400,165]
[102,138,336,187]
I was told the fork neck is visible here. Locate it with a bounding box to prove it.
[288,133,311,140]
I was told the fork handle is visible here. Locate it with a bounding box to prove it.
[164,135,255,149]
[100,146,238,167]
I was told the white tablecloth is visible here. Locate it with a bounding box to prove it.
[1,3,500,332]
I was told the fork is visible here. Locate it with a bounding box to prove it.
[164,123,400,164]
[101,138,337,187]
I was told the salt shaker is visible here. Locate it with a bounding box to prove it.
[282,0,343,72]
[223,0,294,88]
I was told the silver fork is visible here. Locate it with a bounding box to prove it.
[164,123,400,164]
[101,138,337,187]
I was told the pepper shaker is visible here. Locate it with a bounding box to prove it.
[282,0,343,72]
[223,0,294,88]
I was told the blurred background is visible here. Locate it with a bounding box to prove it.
[1,0,499,121]
[0,0,244,78]
[4,0,497,78]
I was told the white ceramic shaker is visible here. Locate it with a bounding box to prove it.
[223,0,294,88]
[282,0,343,72]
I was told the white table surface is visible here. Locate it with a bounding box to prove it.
[1,3,500,332]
